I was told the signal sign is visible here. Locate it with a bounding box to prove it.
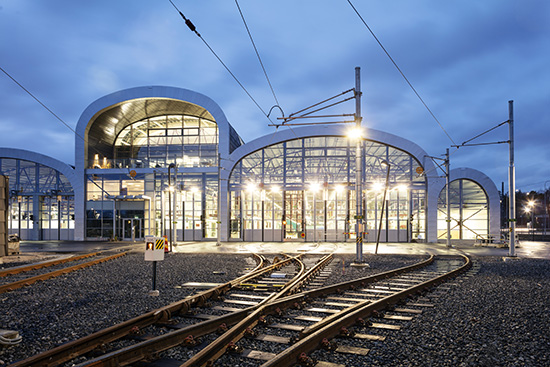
[145,236,165,261]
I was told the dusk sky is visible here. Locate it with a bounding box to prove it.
[1,1,548,193]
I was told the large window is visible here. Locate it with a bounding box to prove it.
[437,179,489,240]
[0,158,74,240]
[112,115,218,168]
[229,137,426,242]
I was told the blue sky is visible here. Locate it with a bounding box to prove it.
[1,0,548,192]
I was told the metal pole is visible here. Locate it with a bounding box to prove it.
[375,163,390,254]
[313,191,317,242]
[508,100,516,256]
[168,163,176,252]
[544,180,550,235]
[532,208,535,241]
[57,197,61,241]
[152,261,157,290]
[217,153,222,246]
[354,66,363,263]
[168,189,172,251]
[112,199,116,240]
[174,174,178,252]
[446,148,451,247]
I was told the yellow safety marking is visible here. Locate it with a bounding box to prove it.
[155,239,165,250]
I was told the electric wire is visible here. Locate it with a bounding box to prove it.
[235,0,281,109]
[0,66,139,180]
[0,65,104,158]
[346,0,457,146]
[1,66,82,141]
[168,0,273,123]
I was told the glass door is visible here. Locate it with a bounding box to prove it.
[284,190,303,239]
[123,218,142,241]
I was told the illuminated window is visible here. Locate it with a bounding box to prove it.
[113,114,218,168]
[438,179,488,240]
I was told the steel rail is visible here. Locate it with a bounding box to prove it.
[178,254,333,367]
[81,254,434,367]
[261,255,472,367]
[0,252,100,277]
[14,253,442,367]
[9,253,272,367]
[178,253,318,367]
[0,252,127,294]
[74,254,333,367]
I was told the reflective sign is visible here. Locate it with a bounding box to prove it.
[145,236,165,261]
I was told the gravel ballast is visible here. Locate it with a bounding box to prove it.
[1,252,549,366]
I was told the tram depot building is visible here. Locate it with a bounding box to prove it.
[0,86,500,244]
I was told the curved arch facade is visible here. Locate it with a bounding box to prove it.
[73,86,243,241]
[1,85,500,245]
[431,168,500,242]
[0,148,76,240]
[220,126,439,242]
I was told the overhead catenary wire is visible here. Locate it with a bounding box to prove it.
[0,65,105,158]
[1,66,82,142]
[1,66,139,181]
[235,0,281,110]
[168,0,273,123]
[346,0,457,146]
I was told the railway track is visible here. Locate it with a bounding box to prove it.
[9,253,333,367]
[8,254,470,366]
[0,251,128,294]
[172,255,470,367]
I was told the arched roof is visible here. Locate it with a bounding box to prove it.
[0,148,77,188]
[431,167,500,202]
[430,167,501,237]
[75,86,238,163]
[222,125,437,179]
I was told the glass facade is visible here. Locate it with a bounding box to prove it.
[437,179,489,240]
[69,88,499,243]
[102,114,219,169]
[85,112,220,241]
[86,168,219,241]
[228,137,426,242]
[0,158,75,240]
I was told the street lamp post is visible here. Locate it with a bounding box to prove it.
[508,100,516,256]
[168,163,176,252]
[532,207,535,241]
[445,148,451,248]
[375,160,390,255]
[217,153,222,246]
[527,200,535,241]
[353,67,363,264]
[544,181,550,235]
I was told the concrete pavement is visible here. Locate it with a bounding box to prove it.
[12,239,550,259]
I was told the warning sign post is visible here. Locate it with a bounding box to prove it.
[145,236,164,296]
[145,236,165,261]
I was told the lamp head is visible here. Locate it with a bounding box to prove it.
[347,127,364,140]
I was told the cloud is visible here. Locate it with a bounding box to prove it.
[0,0,548,191]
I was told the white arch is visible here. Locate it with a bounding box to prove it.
[429,167,501,240]
[223,125,437,176]
[219,125,439,242]
[0,148,77,186]
[0,148,77,241]
[73,86,236,240]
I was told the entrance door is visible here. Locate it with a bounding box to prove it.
[284,191,304,240]
[123,218,142,241]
